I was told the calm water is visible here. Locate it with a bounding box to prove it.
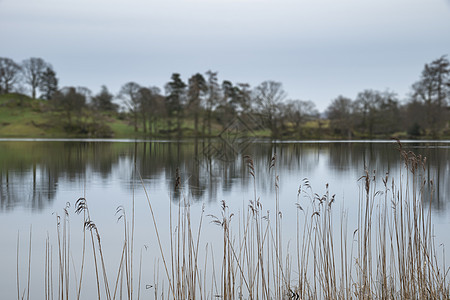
[1,139,449,298]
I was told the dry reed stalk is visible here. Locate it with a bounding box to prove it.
[112,240,126,299]
[26,226,32,300]
[116,205,132,299]
[44,233,54,300]
[76,202,86,300]
[137,169,175,298]
[63,204,70,300]
[92,224,111,300]
[137,247,143,300]
[16,231,20,300]
[55,215,64,300]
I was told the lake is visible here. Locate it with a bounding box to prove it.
[1,139,449,298]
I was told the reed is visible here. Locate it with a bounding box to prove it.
[16,142,449,299]
[27,226,32,300]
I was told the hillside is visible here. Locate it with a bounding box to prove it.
[0,93,233,139]
[0,93,131,138]
[0,93,53,137]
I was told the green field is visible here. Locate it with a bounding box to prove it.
[1,93,445,140]
[0,93,267,139]
[0,93,142,139]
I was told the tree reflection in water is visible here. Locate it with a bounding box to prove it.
[0,140,448,212]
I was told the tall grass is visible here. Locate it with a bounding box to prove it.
[16,142,449,299]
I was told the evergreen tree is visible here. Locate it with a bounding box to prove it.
[39,67,58,100]
[92,85,117,112]
[204,71,220,135]
[411,55,450,135]
[165,73,187,136]
[187,73,207,135]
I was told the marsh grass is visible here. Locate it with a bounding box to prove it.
[16,142,449,299]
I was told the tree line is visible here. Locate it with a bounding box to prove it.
[0,55,449,138]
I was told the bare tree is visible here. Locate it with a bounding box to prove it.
[144,88,165,135]
[51,87,88,127]
[0,57,21,94]
[354,89,382,137]
[326,95,354,138]
[22,57,49,99]
[354,89,400,137]
[254,80,286,136]
[137,86,162,134]
[283,99,318,130]
[119,82,141,132]
[376,91,400,134]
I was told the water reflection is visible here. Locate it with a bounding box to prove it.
[0,140,448,211]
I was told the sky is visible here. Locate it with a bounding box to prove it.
[1,0,450,112]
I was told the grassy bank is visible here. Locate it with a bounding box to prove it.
[3,93,448,140]
[0,93,233,139]
[14,141,449,299]
[0,93,132,139]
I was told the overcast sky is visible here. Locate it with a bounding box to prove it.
[1,0,450,111]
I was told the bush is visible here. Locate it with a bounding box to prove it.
[407,122,422,137]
